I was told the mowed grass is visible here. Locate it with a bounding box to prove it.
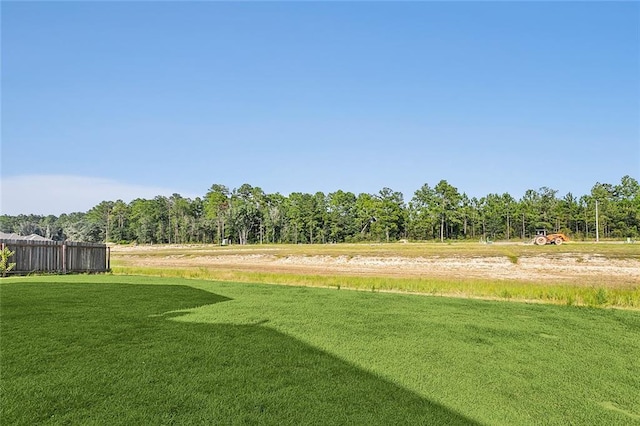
[2,275,640,425]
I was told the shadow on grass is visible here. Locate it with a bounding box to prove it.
[1,282,479,425]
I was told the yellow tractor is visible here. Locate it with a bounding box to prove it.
[534,229,569,245]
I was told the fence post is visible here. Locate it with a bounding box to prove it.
[107,246,111,271]
[62,244,67,274]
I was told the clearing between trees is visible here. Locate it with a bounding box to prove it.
[111,242,640,308]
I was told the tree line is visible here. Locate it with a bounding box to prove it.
[2,176,638,244]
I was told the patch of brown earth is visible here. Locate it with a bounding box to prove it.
[112,247,640,287]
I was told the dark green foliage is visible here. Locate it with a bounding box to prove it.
[1,175,638,243]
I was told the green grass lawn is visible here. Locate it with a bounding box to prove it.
[2,275,639,425]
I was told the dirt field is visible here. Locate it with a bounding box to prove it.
[111,243,640,288]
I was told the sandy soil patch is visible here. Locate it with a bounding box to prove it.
[111,246,640,287]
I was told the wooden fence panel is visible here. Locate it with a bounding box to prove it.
[1,240,109,274]
[66,242,107,272]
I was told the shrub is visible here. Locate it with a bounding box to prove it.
[0,246,16,277]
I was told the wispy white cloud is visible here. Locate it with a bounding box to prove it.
[0,175,198,216]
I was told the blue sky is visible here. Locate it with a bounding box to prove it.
[2,1,639,215]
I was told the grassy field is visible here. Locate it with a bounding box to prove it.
[110,242,640,308]
[2,274,639,425]
[111,265,640,309]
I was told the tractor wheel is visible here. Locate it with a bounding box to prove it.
[554,238,563,245]
[535,236,547,245]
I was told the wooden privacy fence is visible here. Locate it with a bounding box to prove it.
[0,239,110,274]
